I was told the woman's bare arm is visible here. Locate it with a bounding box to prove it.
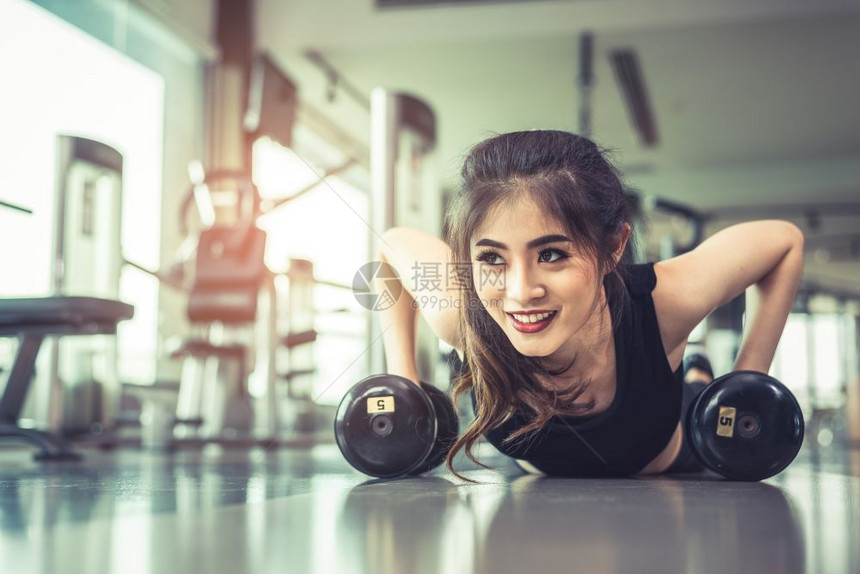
[653,220,805,372]
[376,227,463,384]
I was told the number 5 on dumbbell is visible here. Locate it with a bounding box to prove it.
[368,397,395,414]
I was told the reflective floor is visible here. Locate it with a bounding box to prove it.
[1,440,859,574]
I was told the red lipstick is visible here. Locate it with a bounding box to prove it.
[507,311,557,334]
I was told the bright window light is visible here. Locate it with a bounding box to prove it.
[0,0,164,385]
[252,136,370,405]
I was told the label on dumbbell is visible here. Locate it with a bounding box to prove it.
[367,396,395,414]
[716,406,736,438]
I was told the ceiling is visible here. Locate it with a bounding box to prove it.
[257,0,860,295]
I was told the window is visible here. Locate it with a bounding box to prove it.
[0,0,164,423]
[772,312,847,409]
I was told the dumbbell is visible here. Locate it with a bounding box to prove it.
[334,374,459,478]
[686,371,805,481]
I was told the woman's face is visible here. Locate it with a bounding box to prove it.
[471,195,604,363]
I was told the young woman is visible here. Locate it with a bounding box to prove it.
[376,130,804,480]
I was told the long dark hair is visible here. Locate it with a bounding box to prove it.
[442,130,638,482]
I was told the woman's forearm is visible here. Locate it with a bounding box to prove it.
[375,250,421,384]
[733,238,804,373]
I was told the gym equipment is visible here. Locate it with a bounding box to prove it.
[686,371,804,481]
[171,172,268,440]
[334,374,459,478]
[276,258,319,434]
[0,296,133,460]
[137,166,335,445]
[53,135,126,433]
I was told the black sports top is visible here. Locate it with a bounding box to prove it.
[453,263,683,477]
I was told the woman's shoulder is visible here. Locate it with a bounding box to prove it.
[620,262,657,297]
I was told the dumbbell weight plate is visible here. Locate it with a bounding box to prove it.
[409,382,460,475]
[335,375,436,478]
[686,371,804,481]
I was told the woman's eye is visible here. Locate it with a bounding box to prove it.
[538,249,565,263]
[477,249,566,265]
[476,251,502,265]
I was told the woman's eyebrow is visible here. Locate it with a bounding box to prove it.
[475,234,572,250]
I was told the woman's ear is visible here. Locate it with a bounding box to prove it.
[611,223,632,266]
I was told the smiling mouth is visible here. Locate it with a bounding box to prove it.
[507,311,558,333]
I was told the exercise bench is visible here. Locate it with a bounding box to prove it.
[0,296,133,460]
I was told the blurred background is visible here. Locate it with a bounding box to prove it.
[1,0,858,450]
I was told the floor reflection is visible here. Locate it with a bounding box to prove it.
[0,445,858,574]
[477,475,804,574]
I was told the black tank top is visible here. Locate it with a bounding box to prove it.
[453,263,683,477]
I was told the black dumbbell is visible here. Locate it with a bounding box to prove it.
[334,374,460,478]
[686,371,805,481]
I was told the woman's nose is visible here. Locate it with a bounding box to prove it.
[505,263,545,303]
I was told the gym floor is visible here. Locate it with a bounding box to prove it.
[1,439,858,574]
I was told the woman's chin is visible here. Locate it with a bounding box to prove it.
[510,340,558,358]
